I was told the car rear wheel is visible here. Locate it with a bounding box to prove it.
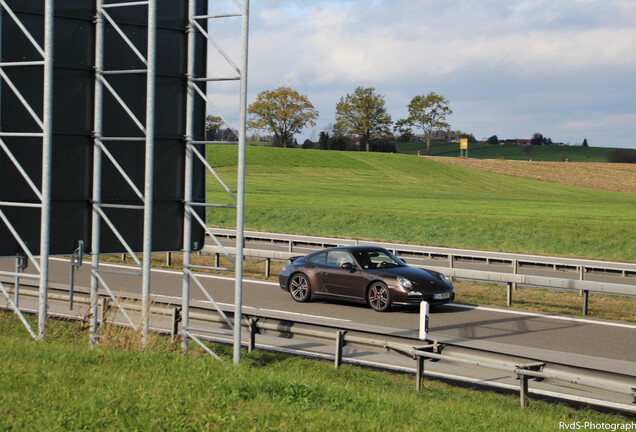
[289,273,311,302]
[368,282,391,312]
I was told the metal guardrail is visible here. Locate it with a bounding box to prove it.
[204,228,636,315]
[2,285,635,412]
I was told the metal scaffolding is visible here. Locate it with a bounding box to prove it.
[182,0,249,364]
[89,0,157,346]
[0,0,54,340]
[1,1,249,363]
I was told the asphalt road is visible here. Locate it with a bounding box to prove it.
[2,257,635,363]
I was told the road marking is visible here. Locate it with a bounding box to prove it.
[447,303,636,329]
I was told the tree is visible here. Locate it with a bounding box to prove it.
[206,115,224,139]
[318,131,329,150]
[608,149,636,163]
[487,135,499,145]
[530,132,544,146]
[247,87,319,149]
[335,86,392,152]
[402,92,452,154]
[394,119,413,142]
[461,133,477,144]
[582,138,589,147]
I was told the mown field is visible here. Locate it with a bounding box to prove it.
[207,146,636,262]
[395,141,621,162]
[1,311,632,431]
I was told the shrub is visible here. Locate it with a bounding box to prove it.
[607,149,636,163]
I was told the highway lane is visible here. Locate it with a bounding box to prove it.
[2,257,635,364]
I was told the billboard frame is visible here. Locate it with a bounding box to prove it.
[0,0,54,340]
[181,0,249,365]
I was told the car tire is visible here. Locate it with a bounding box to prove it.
[289,273,311,302]
[368,282,391,312]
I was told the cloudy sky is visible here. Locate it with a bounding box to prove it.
[210,0,636,148]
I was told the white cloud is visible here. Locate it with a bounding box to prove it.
[238,0,636,147]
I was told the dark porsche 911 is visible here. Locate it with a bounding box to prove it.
[278,246,454,312]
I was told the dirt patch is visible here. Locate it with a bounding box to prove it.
[427,157,636,194]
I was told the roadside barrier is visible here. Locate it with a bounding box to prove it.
[204,228,636,315]
[2,284,635,412]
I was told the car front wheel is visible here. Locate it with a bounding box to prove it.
[368,282,391,312]
[289,273,311,302]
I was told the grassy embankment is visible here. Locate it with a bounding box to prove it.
[3,146,634,429]
[1,311,632,431]
[207,145,636,263]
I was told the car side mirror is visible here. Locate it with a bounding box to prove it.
[340,262,355,270]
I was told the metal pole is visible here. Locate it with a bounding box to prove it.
[90,0,105,346]
[233,0,250,365]
[37,0,54,340]
[141,0,157,347]
[181,0,196,354]
[507,282,513,307]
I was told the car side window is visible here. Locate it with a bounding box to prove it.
[307,252,327,266]
[327,251,354,268]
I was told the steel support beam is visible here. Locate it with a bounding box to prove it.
[182,0,249,364]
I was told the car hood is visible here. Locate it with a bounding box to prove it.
[369,266,453,290]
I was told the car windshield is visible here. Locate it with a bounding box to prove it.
[352,249,406,269]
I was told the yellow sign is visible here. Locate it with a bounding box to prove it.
[460,138,468,150]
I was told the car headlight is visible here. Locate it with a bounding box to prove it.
[397,276,412,289]
[441,274,453,286]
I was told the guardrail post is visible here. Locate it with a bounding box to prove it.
[265,258,271,278]
[518,372,529,409]
[171,307,181,343]
[288,241,293,253]
[507,283,513,307]
[335,330,346,369]
[248,318,259,353]
[512,260,518,290]
[581,290,589,316]
[631,388,636,404]
[515,362,543,409]
[416,356,425,392]
[166,252,171,266]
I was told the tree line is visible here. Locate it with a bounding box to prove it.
[207,86,632,161]
[241,86,453,154]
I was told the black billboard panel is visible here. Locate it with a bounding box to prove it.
[0,0,208,257]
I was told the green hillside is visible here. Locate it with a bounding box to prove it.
[207,146,636,262]
[396,141,619,162]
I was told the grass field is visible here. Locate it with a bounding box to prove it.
[395,141,621,162]
[1,311,632,431]
[207,146,636,262]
